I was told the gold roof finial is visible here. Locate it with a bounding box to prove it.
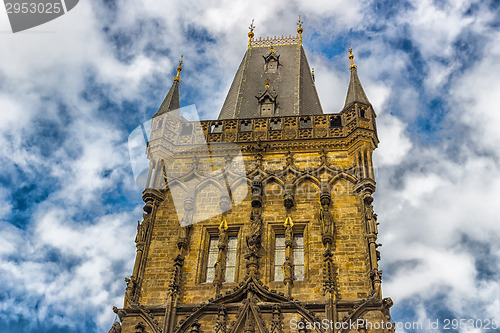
[297,15,303,44]
[218,219,228,230]
[265,78,270,89]
[348,45,357,69]
[173,55,183,82]
[248,19,255,48]
[270,44,274,53]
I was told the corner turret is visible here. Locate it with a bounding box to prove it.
[344,47,370,108]
[153,55,183,118]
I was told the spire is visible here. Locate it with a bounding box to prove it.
[348,46,356,69]
[248,19,255,48]
[173,55,183,82]
[344,47,370,108]
[297,15,303,44]
[218,42,323,119]
[153,56,182,118]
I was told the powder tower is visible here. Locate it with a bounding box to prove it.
[109,20,394,333]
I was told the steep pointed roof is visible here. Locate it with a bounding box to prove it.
[153,80,180,118]
[153,57,183,118]
[344,66,370,108]
[218,43,323,119]
[344,49,370,108]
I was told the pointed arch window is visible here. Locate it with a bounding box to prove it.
[273,233,304,281]
[292,234,304,280]
[205,236,218,283]
[225,236,238,282]
[274,235,285,281]
[205,235,238,283]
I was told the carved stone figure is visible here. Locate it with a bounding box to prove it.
[142,213,150,225]
[284,219,293,247]
[246,207,262,252]
[214,260,224,284]
[108,322,121,333]
[283,183,295,209]
[283,257,293,282]
[364,195,380,236]
[365,202,374,221]
[218,222,229,249]
[180,210,193,227]
[319,205,334,237]
[113,305,126,322]
[124,277,137,303]
[180,198,195,227]
[135,221,145,244]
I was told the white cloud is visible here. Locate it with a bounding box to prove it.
[450,33,500,155]
[0,210,137,329]
[402,0,474,59]
[374,114,412,167]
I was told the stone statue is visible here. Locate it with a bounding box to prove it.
[112,306,126,322]
[364,195,378,235]
[284,222,293,247]
[365,202,374,220]
[135,221,145,244]
[214,260,223,284]
[141,213,150,228]
[246,207,262,251]
[108,322,121,333]
[283,257,293,282]
[218,223,229,249]
[124,277,136,300]
[319,205,334,236]
[178,225,189,242]
[180,198,195,227]
[180,211,193,227]
[283,191,294,209]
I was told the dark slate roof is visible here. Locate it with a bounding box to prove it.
[218,44,323,119]
[153,79,180,118]
[344,66,370,108]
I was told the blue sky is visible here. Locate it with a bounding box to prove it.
[1,0,499,332]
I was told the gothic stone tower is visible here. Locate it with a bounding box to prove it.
[110,23,394,333]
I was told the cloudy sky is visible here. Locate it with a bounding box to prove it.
[1,0,499,332]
